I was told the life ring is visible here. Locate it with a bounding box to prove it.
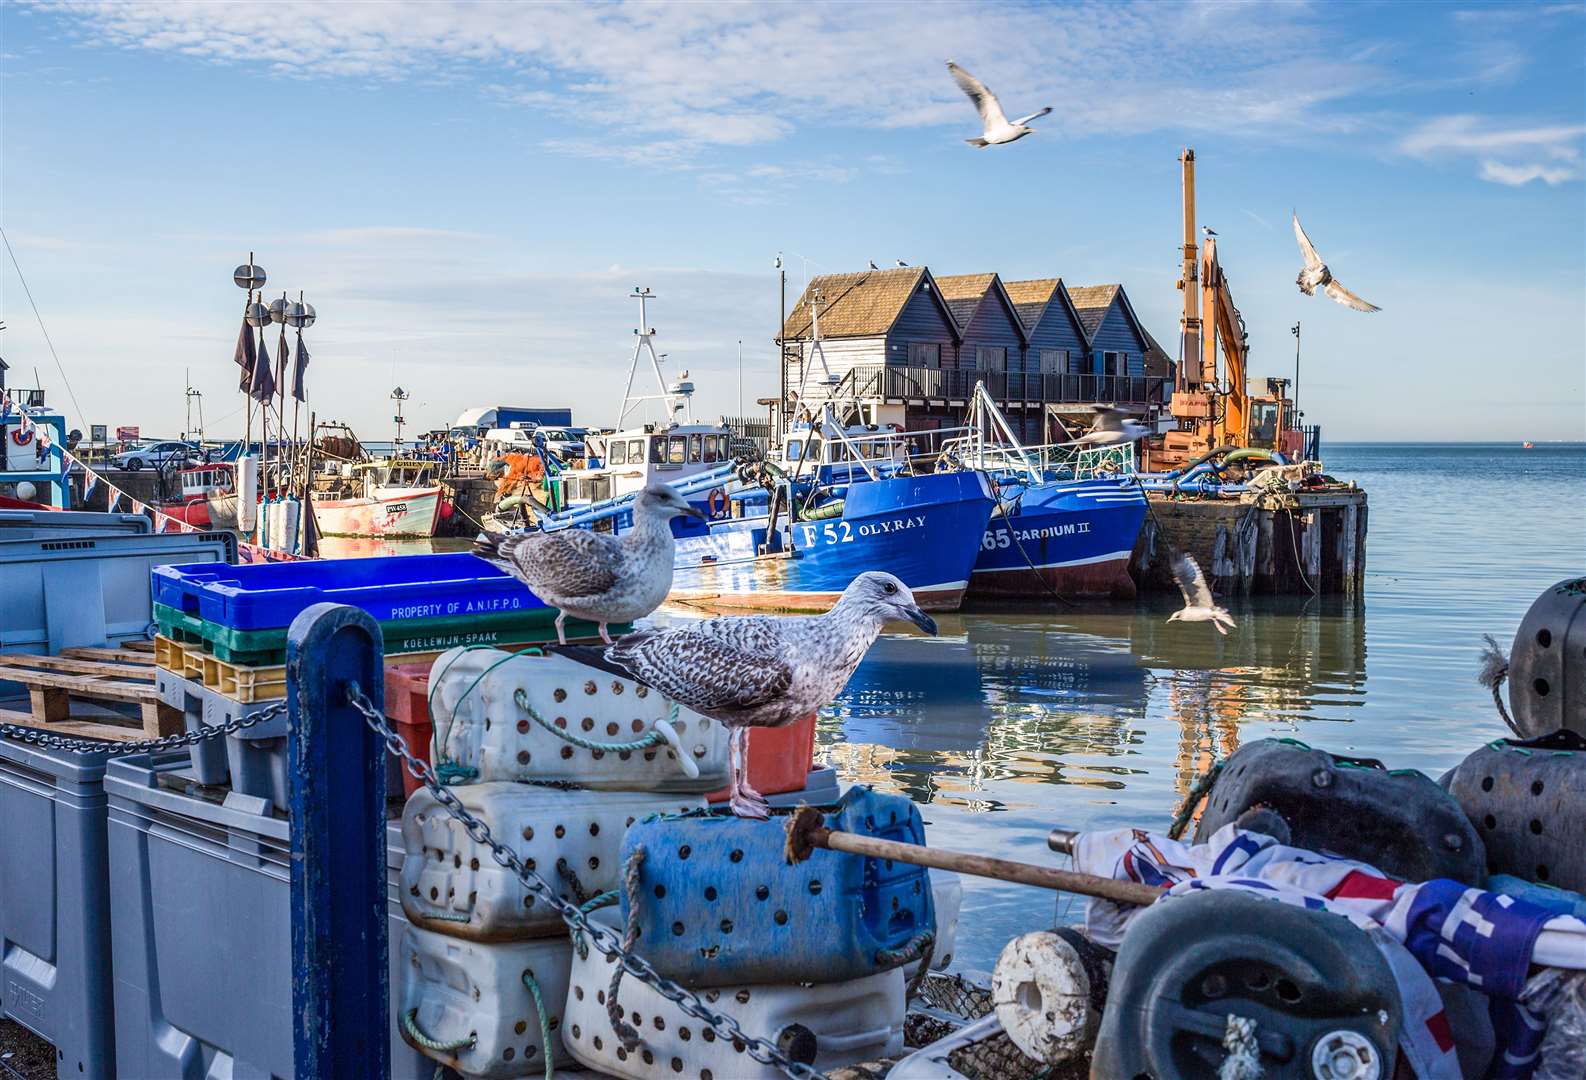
[707,487,729,519]
[10,427,34,446]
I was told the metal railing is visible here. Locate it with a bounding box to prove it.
[849,366,1165,405]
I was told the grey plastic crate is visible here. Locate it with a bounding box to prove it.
[0,509,153,539]
[105,753,431,1080]
[0,738,116,1079]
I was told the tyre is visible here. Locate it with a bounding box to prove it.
[125,457,144,471]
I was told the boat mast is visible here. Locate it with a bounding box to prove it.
[614,287,688,429]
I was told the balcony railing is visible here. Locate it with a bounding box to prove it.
[849,365,1164,406]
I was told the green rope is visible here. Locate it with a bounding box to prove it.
[402,1008,475,1053]
[512,689,678,754]
[876,930,935,967]
[1274,737,1312,750]
[434,761,479,785]
[1167,760,1225,840]
[428,645,544,783]
[573,888,621,960]
[521,970,555,1080]
[410,901,473,924]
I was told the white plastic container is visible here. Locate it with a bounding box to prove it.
[561,910,904,1079]
[402,783,706,940]
[399,923,574,1079]
[930,869,963,971]
[428,647,730,792]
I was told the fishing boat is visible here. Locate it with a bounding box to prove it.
[939,383,1147,600]
[154,461,238,528]
[312,458,445,538]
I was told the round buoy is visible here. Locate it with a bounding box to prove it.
[438,500,455,520]
[991,930,1100,1064]
[707,487,729,518]
[15,481,37,502]
[11,427,34,446]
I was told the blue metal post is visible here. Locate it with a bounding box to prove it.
[288,602,389,1079]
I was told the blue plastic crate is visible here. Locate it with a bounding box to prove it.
[153,552,548,631]
[619,787,935,988]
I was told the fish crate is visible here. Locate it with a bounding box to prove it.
[563,909,904,1079]
[103,753,436,1080]
[0,508,152,539]
[704,713,818,804]
[0,739,118,1079]
[428,646,731,793]
[620,787,935,988]
[385,661,435,799]
[400,783,706,940]
[152,552,549,632]
[199,652,287,703]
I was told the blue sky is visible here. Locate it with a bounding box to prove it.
[1,1,1582,442]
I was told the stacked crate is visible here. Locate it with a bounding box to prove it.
[148,553,621,809]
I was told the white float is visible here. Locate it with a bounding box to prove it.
[398,923,574,1079]
[402,783,706,939]
[929,869,963,971]
[561,910,905,1079]
[990,930,1102,1066]
[428,647,731,792]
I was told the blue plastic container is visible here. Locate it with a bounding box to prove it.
[0,739,117,1079]
[153,552,548,631]
[619,787,935,988]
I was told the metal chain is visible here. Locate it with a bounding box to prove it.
[0,700,287,756]
[345,683,828,1080]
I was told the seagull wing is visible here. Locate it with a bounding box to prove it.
[1089,405,1125,433]
[606,623,794,716]
[1292,212,1324,270]
[1011,106,1052,126]
[492,529,619,601]
[1324,279,1381,313]
[1170,552,1216,608]
[947,61,1009,130]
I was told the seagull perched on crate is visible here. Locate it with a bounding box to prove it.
[948,60,1052,147]
[606,572,938,818]
[1168,553,1237,636]
[1293,212,1380,312]
[1074,405,1151,448]
[473,482,704,646]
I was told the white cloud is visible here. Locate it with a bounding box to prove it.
[1399,114,1586,186]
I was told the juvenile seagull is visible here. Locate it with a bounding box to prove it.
[473,482,703,645]
[1168,553,1237,635]
[607,572,938,818]
[947,61,1052,147]
[1074,404,1151,447]
[1293,212,1380,312]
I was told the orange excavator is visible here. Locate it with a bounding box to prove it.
[1154,149,1304,470]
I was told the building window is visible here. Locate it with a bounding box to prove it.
[1103,351,1124,375]
[1038,348,1068,375]
[908,342,940,368]
[976,346,1007,371]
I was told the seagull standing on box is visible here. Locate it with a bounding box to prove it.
[473,482,704,645]
[606,572,938,818]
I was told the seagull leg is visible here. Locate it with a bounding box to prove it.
[599,622,613,645]
[727,726,769,820]
[555,611,568,646]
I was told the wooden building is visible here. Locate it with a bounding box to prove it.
[779,267,1169,442]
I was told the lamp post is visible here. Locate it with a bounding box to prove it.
[391,386,410,452]
[1291,321,1301,423]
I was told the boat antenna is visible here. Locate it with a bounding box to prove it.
[615,287,686,428]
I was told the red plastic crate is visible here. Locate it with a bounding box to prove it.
[384,661,434,798]
[706,713,818,804]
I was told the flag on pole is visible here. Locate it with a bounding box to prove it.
[278,327,289,391]
[250,334,276,402]
[291,335,310,402]
[234,317,257,392]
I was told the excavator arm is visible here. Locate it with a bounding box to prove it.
[1201,238,1250,447]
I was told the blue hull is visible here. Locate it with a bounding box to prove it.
[970,476,1146,599]
[669,471,995,612]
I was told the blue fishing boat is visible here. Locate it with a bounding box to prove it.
[939,384,1147,600]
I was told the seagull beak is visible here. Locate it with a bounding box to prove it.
[899,604,938,636]
[683,505,707,521]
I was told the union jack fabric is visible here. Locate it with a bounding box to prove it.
[1073,825,1586,1079]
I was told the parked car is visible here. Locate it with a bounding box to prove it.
[112,440,200,471]
[535,427,588,462]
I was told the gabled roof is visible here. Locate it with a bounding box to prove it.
[1142,328,1174,379]
[1064,284,1121,339]
[780,267,956,341]
[1003,278,1089,344]
[934,273,1027,344]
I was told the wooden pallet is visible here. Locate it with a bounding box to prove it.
[0,654,181,740]
[58,644,157,666]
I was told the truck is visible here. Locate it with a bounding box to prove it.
[450,406,573,438]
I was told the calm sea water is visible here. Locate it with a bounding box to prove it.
[331,443,1586,973]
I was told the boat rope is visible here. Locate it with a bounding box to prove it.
[1167,759,1225,840]
[609,844,648,1052]
[401,1008,476,1054]
[557,857,593,904]
[876,930,935,969]
[520,969,555,1080]
[573,889,621,960]
[1284,508,1319,597]
[429,645,545,782]
[1478,634,1522,737]
[1218,1014,1263,1079]
[512,689,681,756]
[994,490,1077,609]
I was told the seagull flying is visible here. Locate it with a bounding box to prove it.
[1293,212,1380,313]
[1168,553,1237,635]
[473,483,704,645]
[947,61,1052,148]
[1073,404,1151,448]
[606,572,938,818]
